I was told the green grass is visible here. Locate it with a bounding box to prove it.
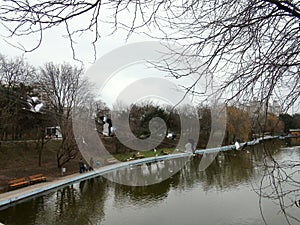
[112,148,177,161]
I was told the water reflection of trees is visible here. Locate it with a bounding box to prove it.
[109,146,274,206]
[53,178,107,225]
[106,158,186,206]
[2,142,297,225]
[177,151,257,191]
[0,177,109,225]
[51,177,108,225]
[0,197,43,225]
[252,143,300,225]
[104,156,188,187]
[112,179,173,207]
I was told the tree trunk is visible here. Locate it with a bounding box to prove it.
[38,137,45,167]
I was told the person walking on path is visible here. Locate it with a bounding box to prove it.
[79,159,85,173]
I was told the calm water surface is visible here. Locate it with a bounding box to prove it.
[1,142,300,225]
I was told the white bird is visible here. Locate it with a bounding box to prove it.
[235,141,241,150]
[82,137,88,145]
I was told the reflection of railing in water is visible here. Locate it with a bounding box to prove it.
[104,155,189,186]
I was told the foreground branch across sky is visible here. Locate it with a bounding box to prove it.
[0,0,299,111]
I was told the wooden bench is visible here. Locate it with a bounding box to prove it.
[8,177,29,189]
[29,174,46,184]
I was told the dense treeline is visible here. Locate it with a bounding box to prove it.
[279,114,300,133]
[96,102,288,149]
[0,54,87,168]
[0,53,296,167]
[0,54,52,141]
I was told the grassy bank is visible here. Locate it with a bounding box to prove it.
[0,140,79,193]
[0,140,177,193]
[112,148,176,161]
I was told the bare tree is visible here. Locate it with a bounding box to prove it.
[0,2,299,221]
[0,54,34,87]
[225,106,251,144]
[0,1,299,110]
[251,143,300,225]
[38,62,87,168]
[0,54,35,140]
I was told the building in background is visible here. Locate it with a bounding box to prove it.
[239,98,281,116]
[45,126,62,139]
[289,129,300,145]
[268,100,282,116]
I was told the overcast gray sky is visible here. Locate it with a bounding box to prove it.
[0,11,298,114]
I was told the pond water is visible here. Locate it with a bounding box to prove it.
[1,141,300,225]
